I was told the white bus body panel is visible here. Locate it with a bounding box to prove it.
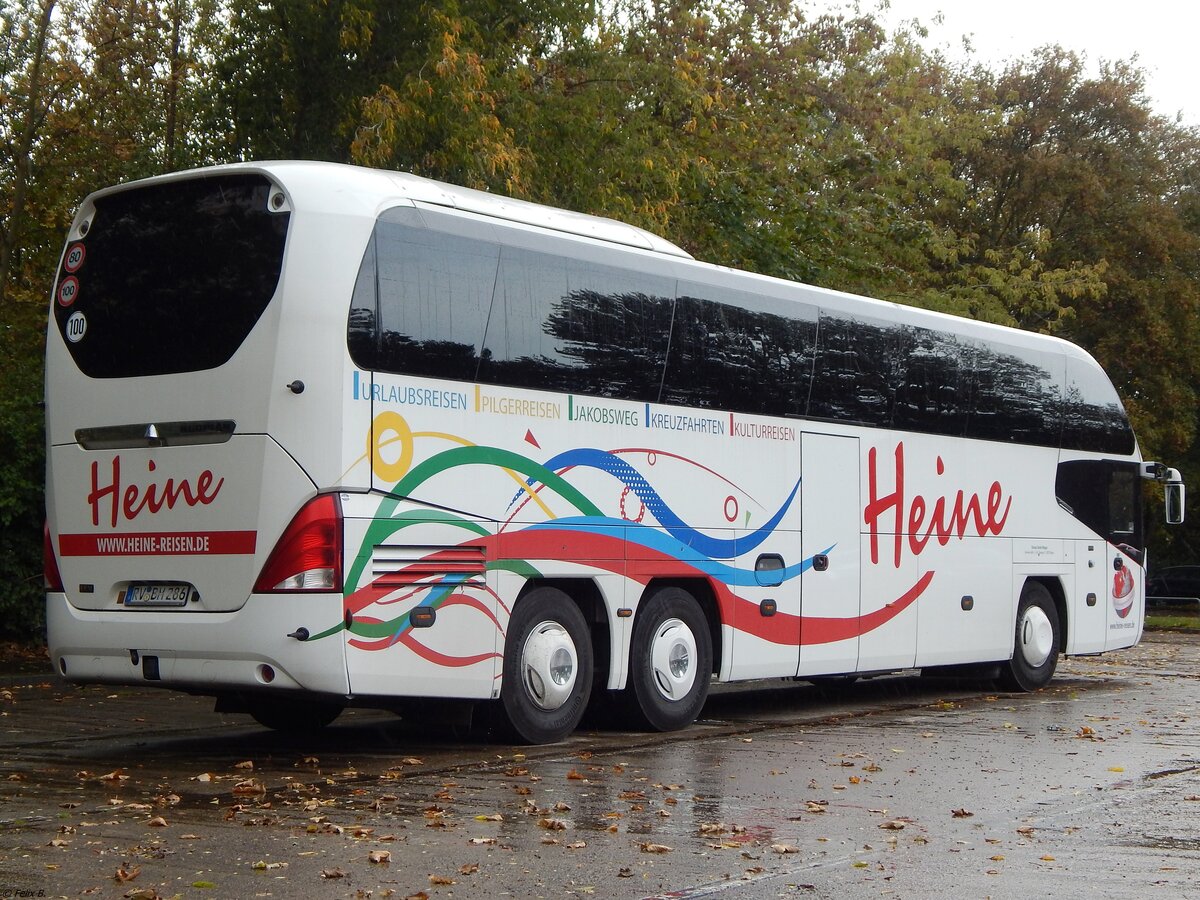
[798,433,862,678]
[48,438,313,613]
[47,592,350,695]
[341,495,501,699]
[44,161,1150,715]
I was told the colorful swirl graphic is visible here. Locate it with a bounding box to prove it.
[511,447,799,559]
[320,413,928,665]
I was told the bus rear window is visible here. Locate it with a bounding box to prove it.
[52,174,289,378]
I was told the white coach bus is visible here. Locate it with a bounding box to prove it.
[44,162,1185,743]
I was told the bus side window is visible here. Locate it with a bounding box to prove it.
[1062,357,1137,455]
[963,342,1062,448]
[482,246,674,401]
[663,285,817,417]
[347,233,378,367]
[891,327,968,437]
[368,213,499,381]
[809,313,901,428]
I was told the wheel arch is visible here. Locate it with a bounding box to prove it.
[515,577,611,690]
[1023,575,1068,654]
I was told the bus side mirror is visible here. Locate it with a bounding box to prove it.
[1166,481,1185,525]
[1142,461,1168,481]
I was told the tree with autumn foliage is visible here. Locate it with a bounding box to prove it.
[926,49,1200,554]
[1,0,225,636]
[4,1,1200,638]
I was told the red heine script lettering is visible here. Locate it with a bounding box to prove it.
[88,457,224,527]
[864,442,1011,568]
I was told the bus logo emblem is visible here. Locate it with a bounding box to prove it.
[1113,566,1135,619]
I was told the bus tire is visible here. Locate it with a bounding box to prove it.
[247,695,343,733]
[999,581,1060,692]
[627,587,712,732]
[501,587,593,744]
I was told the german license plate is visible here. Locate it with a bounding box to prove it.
[123,583,192,607]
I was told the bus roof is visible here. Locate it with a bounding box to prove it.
[84,160,1096,368]
[93,160,694,260]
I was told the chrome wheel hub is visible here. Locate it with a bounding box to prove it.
[520,621,578,711]
[1018,606,1053,668]
[650,617,698,702]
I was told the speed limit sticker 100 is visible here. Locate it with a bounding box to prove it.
[57,275,79,307]
[65,311,87,343]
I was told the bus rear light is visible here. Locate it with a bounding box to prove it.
[253,494,343,593]
[44,522,64,592]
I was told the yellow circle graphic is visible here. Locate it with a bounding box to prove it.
[370,412,414,483]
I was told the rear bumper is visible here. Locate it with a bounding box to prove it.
[46,592,349,696]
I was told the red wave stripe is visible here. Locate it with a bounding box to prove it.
[348,630,501,669]
[799,570,933,645]
[344,545,488,615]
[397,631,501,668]
[345,580,412,615]
[440,592,505,632]
[348,637,393,651]
[348,527,934,648]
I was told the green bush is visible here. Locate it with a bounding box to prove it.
[0,305,47,643]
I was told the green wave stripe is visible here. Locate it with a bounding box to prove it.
[489,558,543,580]
[308,622,348,641]
[349,445,602,591]
[378,445,601,520]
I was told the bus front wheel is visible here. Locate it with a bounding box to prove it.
[627,587,712,732]
[999,581,1060,692]
[501,587,593,744]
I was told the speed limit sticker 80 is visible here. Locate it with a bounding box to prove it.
[64,242,86,273]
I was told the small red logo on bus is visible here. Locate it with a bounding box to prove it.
[1113,567,1135,618]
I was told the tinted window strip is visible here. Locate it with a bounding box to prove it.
[347,212,1135,456]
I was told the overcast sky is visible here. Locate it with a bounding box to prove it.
[834,1,1198,125]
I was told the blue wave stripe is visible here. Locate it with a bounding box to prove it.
[522,517,831,587]
[515,448,800,558]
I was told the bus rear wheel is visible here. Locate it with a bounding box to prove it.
[626,587,712,732]
[999,581,1060,692]
[501,587,593,744]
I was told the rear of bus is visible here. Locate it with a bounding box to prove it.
[44,164,375,722]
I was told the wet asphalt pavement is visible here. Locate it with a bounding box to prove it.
[1,633,1198,899]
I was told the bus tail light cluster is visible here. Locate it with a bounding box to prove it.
[254,494,343,593]
[44,522,64,592]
